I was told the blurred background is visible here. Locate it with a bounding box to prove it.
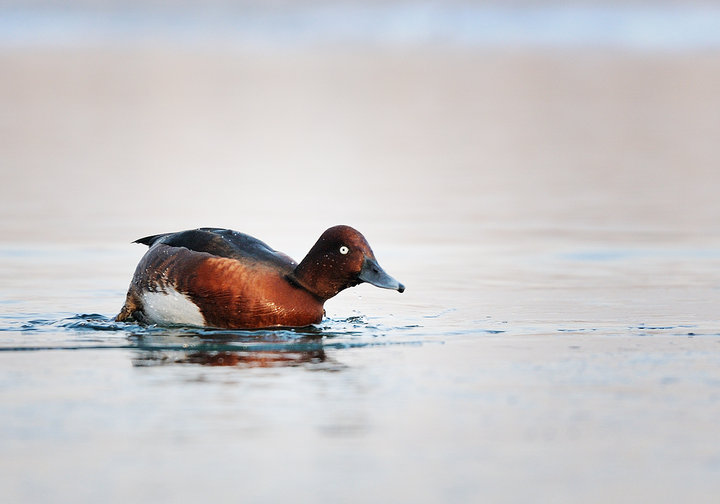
[2,0,720,254]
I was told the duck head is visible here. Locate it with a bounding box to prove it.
[293,225,405,301]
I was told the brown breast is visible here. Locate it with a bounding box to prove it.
[125,244,324,329]
[187,255,325,329]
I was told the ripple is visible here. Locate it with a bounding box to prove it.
[0,312,429,354]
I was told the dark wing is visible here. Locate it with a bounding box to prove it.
[133,228,296,270]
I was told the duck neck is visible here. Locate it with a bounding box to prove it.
[291,257,341,302]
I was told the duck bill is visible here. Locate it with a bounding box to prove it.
[358,257,405,293]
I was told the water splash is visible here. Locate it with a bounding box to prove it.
[0,312,430,355]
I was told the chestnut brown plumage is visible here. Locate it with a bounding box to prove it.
[116,225,404,329]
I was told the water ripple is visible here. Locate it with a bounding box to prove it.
[0,313,430,354]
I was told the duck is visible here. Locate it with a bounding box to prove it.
[116,225,404,329]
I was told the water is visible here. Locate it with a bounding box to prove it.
[3,235,720,502]
[3,6,720,499]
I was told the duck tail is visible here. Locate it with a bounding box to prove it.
[133,233,170,247]
[115,291,141,322]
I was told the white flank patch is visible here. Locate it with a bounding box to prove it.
[141,286,206,327]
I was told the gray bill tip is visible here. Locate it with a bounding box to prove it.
[359,256,404,293]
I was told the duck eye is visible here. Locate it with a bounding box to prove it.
[339,246,349,255]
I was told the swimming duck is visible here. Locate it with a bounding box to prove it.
[116,225,404,329]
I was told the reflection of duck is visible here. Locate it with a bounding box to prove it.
[132,349,333,369]
[117,226,404,329]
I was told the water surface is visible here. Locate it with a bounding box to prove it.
[2,15,720,501]
[2,236,720,503]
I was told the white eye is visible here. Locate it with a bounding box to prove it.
[339,245,349,255]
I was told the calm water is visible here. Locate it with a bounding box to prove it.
[3,3,720,500]
[3,233,720,503]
